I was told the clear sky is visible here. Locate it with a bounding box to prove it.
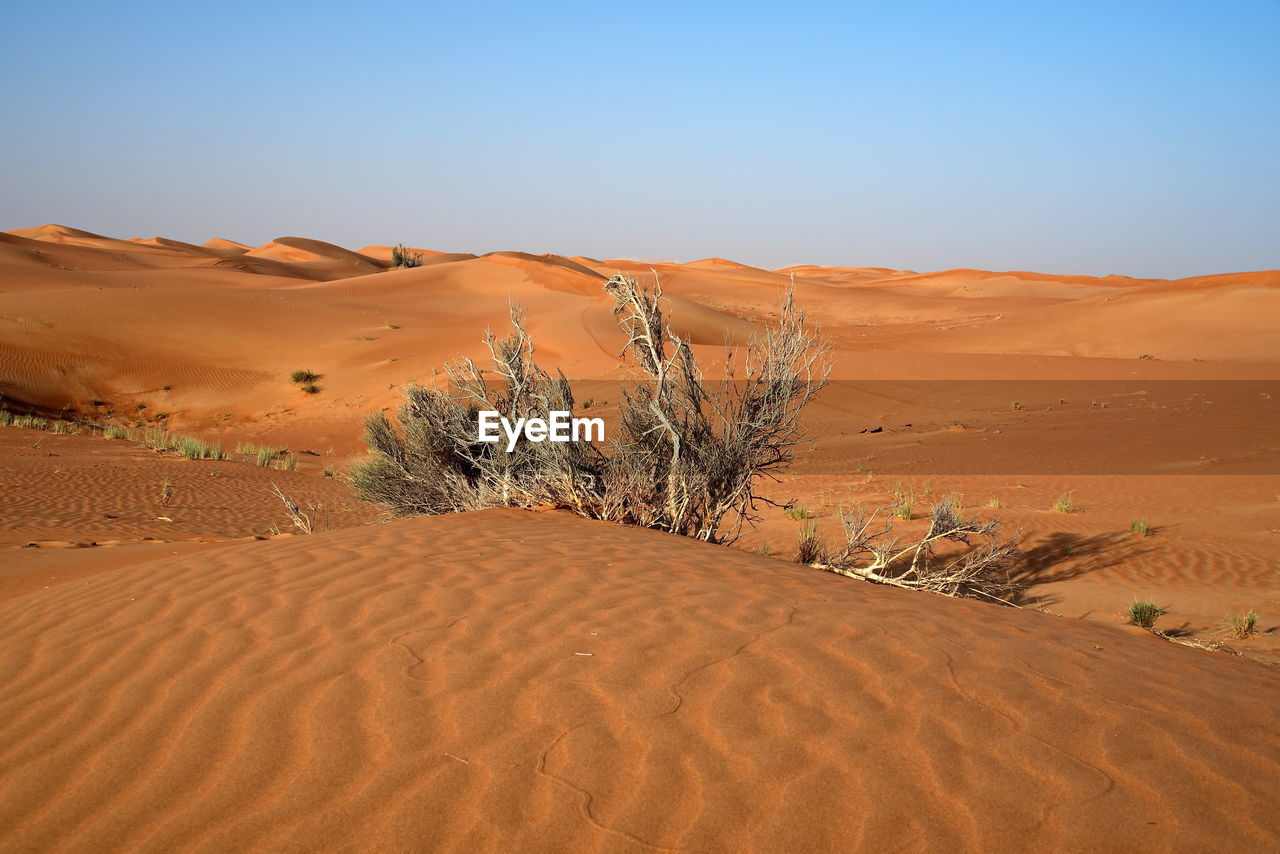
[2,1,1277,277]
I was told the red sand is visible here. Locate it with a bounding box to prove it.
[1,224,1277,850]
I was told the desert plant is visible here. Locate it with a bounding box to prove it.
[811,499,1020,603]
[391,244,424,269]
[174,436,224,461]
[1011,400,1024,411]
[1130,518,1152,536]
[785,504,815,520]
[255,446,284,467]
[1052,492,1075,513]
[352,274,829,543]
[1226,610,1259,639]
[1127,599,1167,629]
[300,383,321,395]
[156,480,172,507]
[986,497,1004,508]
[104,424,129,440]
[276,455,298,471]
[0,411,11,427]
[290,369,320,384]
[795,520,826,564]
[53,421,78,435]
[385,321,401,329]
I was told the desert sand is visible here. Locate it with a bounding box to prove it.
[1,224,1277,851]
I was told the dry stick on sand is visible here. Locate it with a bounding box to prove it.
[808,499,1021,604]
[271,482,314,534]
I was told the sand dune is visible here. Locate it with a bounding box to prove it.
[2,224,1277,850]
[1,509,1276,852]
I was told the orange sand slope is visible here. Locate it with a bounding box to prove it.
[2,510,1277,853]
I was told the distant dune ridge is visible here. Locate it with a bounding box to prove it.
[0,223,1278,851]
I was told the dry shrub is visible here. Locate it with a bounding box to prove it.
[810,499,1020,603]
[352,273,829,544]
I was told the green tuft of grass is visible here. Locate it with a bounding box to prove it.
[1127,599,1167,629]
[323,464,336,478]
[1130,518,1152,537]
[385,321,400,329]
[784,504,814,521]
[300,383,321,395]
[175,436,224,461]
[276,456,298,471]
[1011,400,1024,411]
[254,446,284,466]
[1052,492,1075,513]
[290,369,320,384]
[986,497,1004,508]
[1226,610,1259,640]
[104,424,129,440]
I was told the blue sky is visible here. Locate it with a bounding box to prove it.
[2,1,1277,277]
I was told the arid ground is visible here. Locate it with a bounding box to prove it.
[1,225,1277,851]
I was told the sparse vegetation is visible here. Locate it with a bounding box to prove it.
[300,383,321,395]
[785,504,815,521]
[352,274,829,544]
[156,480,172,506]
[385,321,400,329]
[174,436,225,461]
[391,244,424,269]
[986,497,1004,508]
[290,369,320,384]
[1127,599,1167,629]
[1226,610,1259,639]
[1052,492,1075,513]
[1011,400,1024,411]
[255,446,285,467]
[1130,518,1152,536]
[104,424,129,440]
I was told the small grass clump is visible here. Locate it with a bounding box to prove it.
[11,414,51,430]
[255,446,285,466]
[290,369,320,384]
[1130,518,1152,537]
[784,504,815,521]
[323,464,336,478]
[300,383,321,395]
[1011,400,1024,411]
[1127,599,1167,629]
[1226,610,1259,640]
[175,436,225,461]
[986,497,1004,509]
[385,321,400,329]
[104,424,129,440]
[53,421,79,435]
[795,520,826,564]
[275,456,298,471]
[1052,492,1075,513]
[156,479,172,507]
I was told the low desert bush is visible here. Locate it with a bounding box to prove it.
[785,504,815,521]
[1226,610,1259,639]
[300,383,321,395]
[290,369,320,384]
[391,244,424,269]
[1052,492,1075,513]
[352,274,829,544]
[104,424,129,440]
[1130,518,1152,536]
[1127,599,1167,629]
